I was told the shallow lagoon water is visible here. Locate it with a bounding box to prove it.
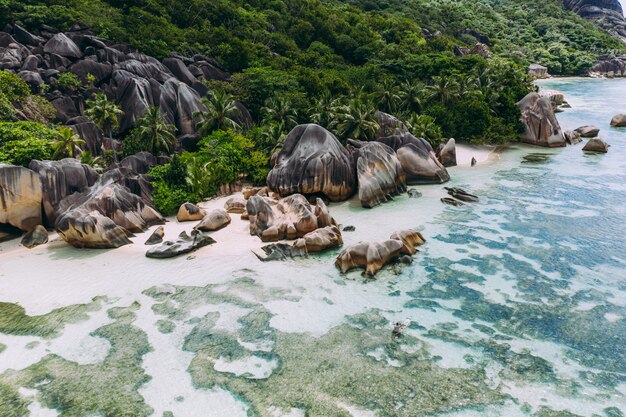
[0,78,625,416]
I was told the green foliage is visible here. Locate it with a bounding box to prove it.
[130,107,177,156]
[56,72,81,90]
[0,121,55,166]
[51,126,85,159]
[0,70,30,121]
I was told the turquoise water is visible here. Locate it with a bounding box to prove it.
[0,78,625,417]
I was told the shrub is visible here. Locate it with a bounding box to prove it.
[0,121,55,166]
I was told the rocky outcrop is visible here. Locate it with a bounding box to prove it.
[0,164,43,231]
[246,193,336,242]
[176,203,206,222]
[146,230,216,259]
[267,124,356,202]
[377,129,450,184]
[145,226,165,245]
[21,225,48,248]
[55,171,165,248]
[575,125,600,137]
[564,1,626,43]
[582,138,610,153]
[194,209,231,231]
[436,138,457,167]
[348,140,406,208]
[528,64,549,79]
[335,229,425,276]
[29,159,99,224]
[254,225,343,261]
[376,112,408,138]
[564,130,583,144]
[517,93,565,147]
[610,113,626,126]
[590,55,626,77]
[454,43,490,59]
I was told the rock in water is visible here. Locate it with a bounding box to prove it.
[445,187,479,202]
[253,243,298,262]
[255,225,343,261]
[407,189,422,198]
[575,125,600,138]
[436,138,457,167]
[176,202,206,222]
[0,164,43,232]
[517,93,565,147]
[55,172,165,248]
[349,140,406,208]
[146,231,216,259]
[582,138,609,153]
[20,225,48,248]
[224,196,247,213]
[267,124,356,202]
[564,130,583,145]
[194,209,231,231]
[246,194,336,242]
[145,226,165,245]
[610,114,626,127]
[471,157,477,167]
[335,229,425,276]
[377,129,450,184]
[29,159,99,225]
[441,197,464,207]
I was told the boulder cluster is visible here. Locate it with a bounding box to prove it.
[564,0,626,43]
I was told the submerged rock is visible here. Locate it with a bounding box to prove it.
[436,138,457,167]
[610,114,626,127]
[441,197,464,207]
[176,202,206,222]
[582,138,609,153]
[335,229,425,276]
[20,225,48,248]
[0,164,43,232]
[517,93,565,147]
[377,129,449,184]
[194,209,231,232]
[246,194,335,242]
[407,189,422,198]
[145,226,165,245]
[342,225,356,232]
[349,140,406,208]
[146,230,216,259]
[575,125,600,138]
[445,187,479,203]
[267,124,356,202]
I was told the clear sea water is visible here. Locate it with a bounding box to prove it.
[0,78,624,417]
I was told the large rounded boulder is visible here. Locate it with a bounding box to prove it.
[246,193,336,242]
[0,164,43,231]
[517,93,565,147]
[348,140,406,208]
[377,130,449,184]
[267,124,356,202]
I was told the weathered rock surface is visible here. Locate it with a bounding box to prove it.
[224,196,247,213]
[255,225,343,261]
[246,194,336,242]
[55,171,165,248]
[0,164,43,231]
[517,93,565,147]
[590,55,626,77]
[576,125,601,137]
[176,203,206,222]
[610,113,626,126]
[44,33,82,59]
[528,64,549,79]
[146,230,215,259]
[335,229,425,276]
[407,189,422,198]
[445,187,479,203]
[441,197,464,207]
[267,124,356,202]
[564,0,626,43]
[564,130,583,145]
[194,209,231,231]
[377,129,450,184]
[348,140,406,208]
[436,138,457,167]
[29,159,99,224]
[20,225,48,248]
[582,138,610,153]
[145,226,165,245]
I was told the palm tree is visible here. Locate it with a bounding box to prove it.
[185,156,211,196]
[399,80,427,113]
[426,76,461,106]
[260,122,288,153]
[193,90,241,135]
[80,150,104,173]
[134,107,177,156]
[52,126,86,159]
[262,97,298,130]
[85,93,124,162]
[309,93,342,129]
[335,98,380,141]
[406,113,443,145]
[374,79,401,114]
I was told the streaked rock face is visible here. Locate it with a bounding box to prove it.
[146,230,216,258]
[517,93,565,147]
[348,140,406,208]
[564,0,626,42]
[436,138,457,168]
[194,209,231,232]
[246,193,336,242]
[0,164,42,231]
[267,124,356,202]
[176,202,206,222]
[377,129,450,185]
[21,225,48,248]
[292,225,343,254]
[582,137,610,153]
